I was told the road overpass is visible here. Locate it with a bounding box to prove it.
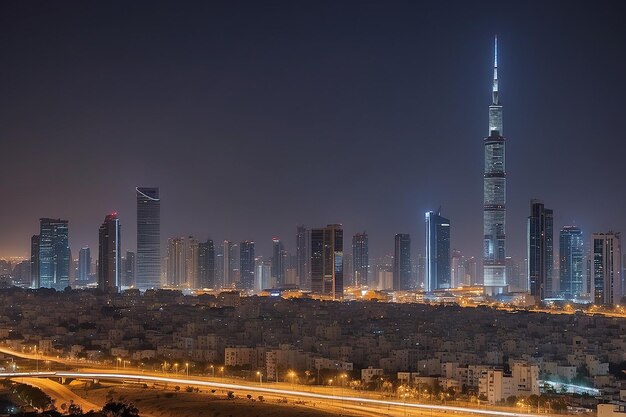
[0,371,542,417]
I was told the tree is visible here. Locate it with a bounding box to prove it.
[101,400,140,417]
[67,402,83,415]
[506,395,517,406]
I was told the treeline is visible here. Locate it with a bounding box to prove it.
[1,379,139,417]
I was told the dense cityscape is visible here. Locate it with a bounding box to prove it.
[1,1,625,417]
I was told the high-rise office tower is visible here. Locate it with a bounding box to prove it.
[30,235,40,288]
[69,247,76,286]
[505,256,524,292]
[98,213,121,292]
[451,250,465,288]
[311,224,343,299]
[239,241,255,290]
[223,240,234,288]
[343,252,353,287]
[136,187,161,290]
[185,236,199,288]
[425,210,451,291]
[256,257,272,291]
[271,238,286,288]
[231,243,240,286]
[466,257,479,286]
[38,218,70,290]
[124,251,135,288]
[352,232,369,287]
[78,247,91,282]
[393,234,411,291]
[296,226,311,289]
[166,237,186,287]
[215,244,224,286]
[374,255,394,290]
[527,199,553,302]
[592,232,622,305]
[198,239,215,289]
[560,226,584,299]
[483,36,507,295]
[416,254,426,289]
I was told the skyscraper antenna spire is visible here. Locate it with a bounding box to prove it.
[492,35,499,105]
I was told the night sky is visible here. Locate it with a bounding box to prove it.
[1,1,626,262]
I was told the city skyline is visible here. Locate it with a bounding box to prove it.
[2,3,626,416]
[1,2,626,265]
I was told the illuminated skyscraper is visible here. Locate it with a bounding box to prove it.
[136,187,161,290]
[223,240,235,288]
[198,239,215,288]
[185,236,199,288]
[483,36,507,295]
[166,237,186,287]
[38,218,70,290]
[352,232,369,287]
[239,240,255,290]
[527,199,553,302]
[123,251,135,288]
[451,250,465,288]
[592,232,622,305]
[311,224,343,298]
[78,247,91,282]
[296,226,310,289]
[393,234,411,290]
[272,238,286,288]
[98,213,121,292]
[505,256,523,292]
[425,210,451,291]
[559,226,584,299]
[30,235,40,288]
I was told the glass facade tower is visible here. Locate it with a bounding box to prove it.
[559,226,584,299]
[527,200,553,302]
[393,233,411,290]
[483,36,507,294]
[296,226,311,290]
[239,241,255,290]
[38,218,70,290]
[98,213,121,292]
[592,232,622,305]
[352,232,369,287]
[136,187,161,290]
[78,247,91,282]
[198,239,215,289]
[425,210,451,291]
[311,224,343,299]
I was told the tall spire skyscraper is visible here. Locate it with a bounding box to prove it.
[483,36,507,295]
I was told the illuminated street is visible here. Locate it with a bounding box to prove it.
[1,371,545,417]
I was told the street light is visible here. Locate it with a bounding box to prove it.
[256,371,263,384]
[288,370,296,389]
[116,357,121,371]
[185,362,189,377]
[174,363,179,374]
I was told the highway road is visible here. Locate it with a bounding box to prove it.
[17,377,99,412]
[0,371,542,417]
